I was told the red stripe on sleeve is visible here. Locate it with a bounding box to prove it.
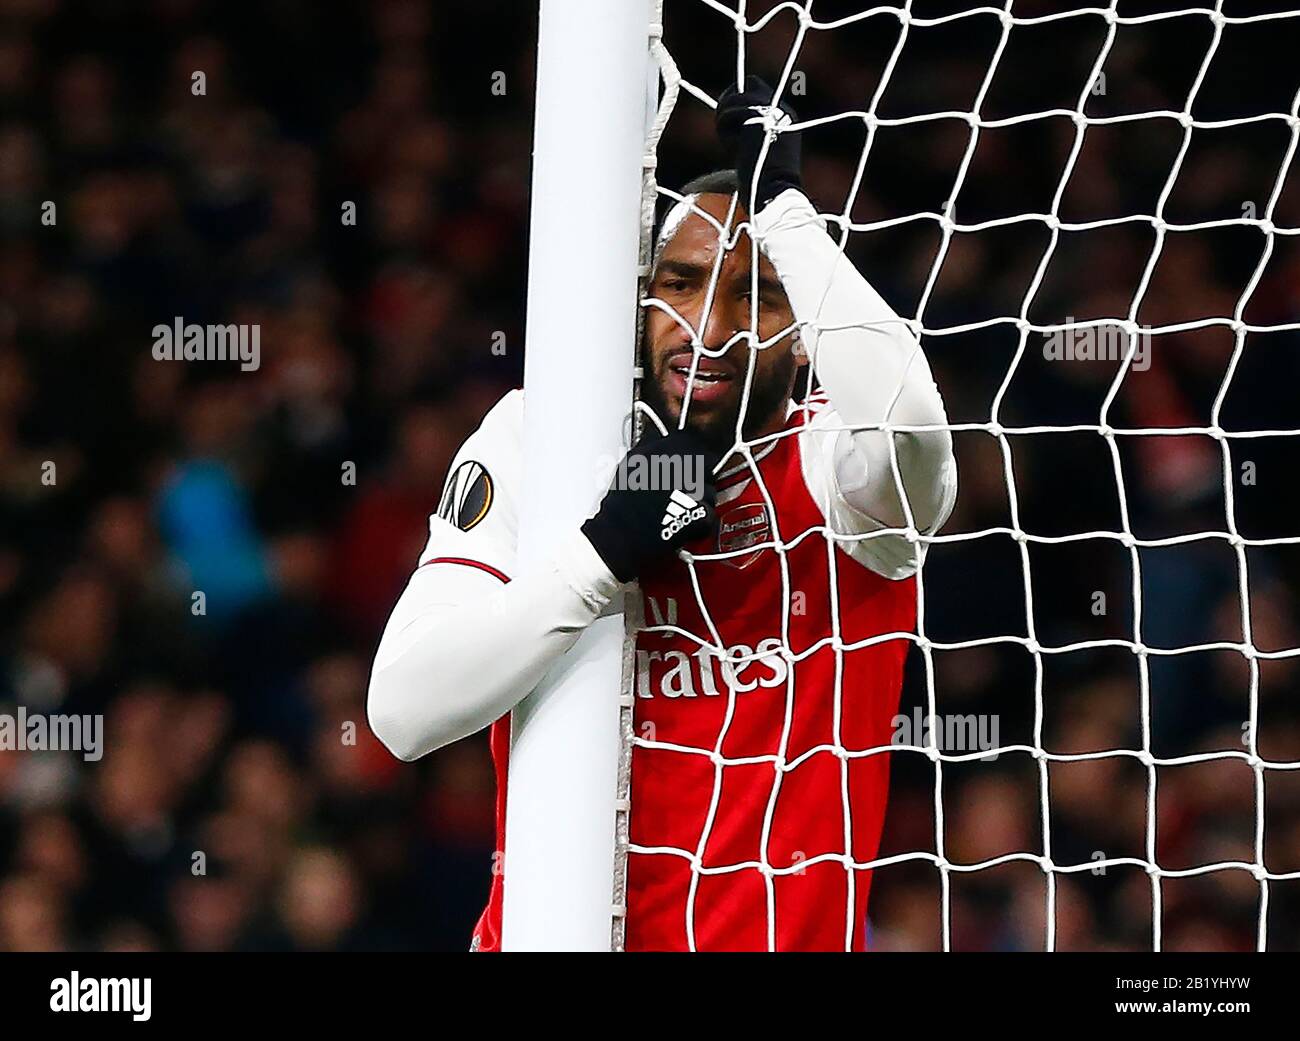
[417,556,511,584]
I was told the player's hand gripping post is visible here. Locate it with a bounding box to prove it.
[581,429,722,583]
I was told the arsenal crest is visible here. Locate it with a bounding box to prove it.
[716,502,771,569]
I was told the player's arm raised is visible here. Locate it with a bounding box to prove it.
[366,392,718,761]
[719,77,957,577]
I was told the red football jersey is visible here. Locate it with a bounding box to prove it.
[472,402,916,951]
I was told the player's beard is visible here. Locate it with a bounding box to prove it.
[639,343,797,454]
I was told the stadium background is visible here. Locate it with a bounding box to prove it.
[1,0,1298,951]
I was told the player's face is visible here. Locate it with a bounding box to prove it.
[641,192,804,451]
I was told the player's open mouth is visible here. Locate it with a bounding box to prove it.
[665,354,735,405]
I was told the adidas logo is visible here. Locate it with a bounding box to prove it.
[660,489,708,541]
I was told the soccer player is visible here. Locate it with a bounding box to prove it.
[366,79,957,951]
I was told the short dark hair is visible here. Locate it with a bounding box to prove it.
[679,169,740,196]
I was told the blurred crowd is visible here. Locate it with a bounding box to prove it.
[1,0,1298,952]
[0,0,530,951]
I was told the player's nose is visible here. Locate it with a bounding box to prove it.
[696,296,743,355]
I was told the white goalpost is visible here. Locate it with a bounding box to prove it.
[502,0,654,952]
[510,0,1300,952]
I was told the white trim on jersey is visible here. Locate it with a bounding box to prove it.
[716,439,777,482]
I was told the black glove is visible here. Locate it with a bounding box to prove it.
[716,75,803,211]
[581,429,721,583]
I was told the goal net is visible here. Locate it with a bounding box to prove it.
[615,0,1300,951]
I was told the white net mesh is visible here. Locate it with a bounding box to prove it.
[616,0,1300,951]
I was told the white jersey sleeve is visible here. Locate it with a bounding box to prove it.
[419,388,524,579]
[752,188,958,580]
[367,389,621,761]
